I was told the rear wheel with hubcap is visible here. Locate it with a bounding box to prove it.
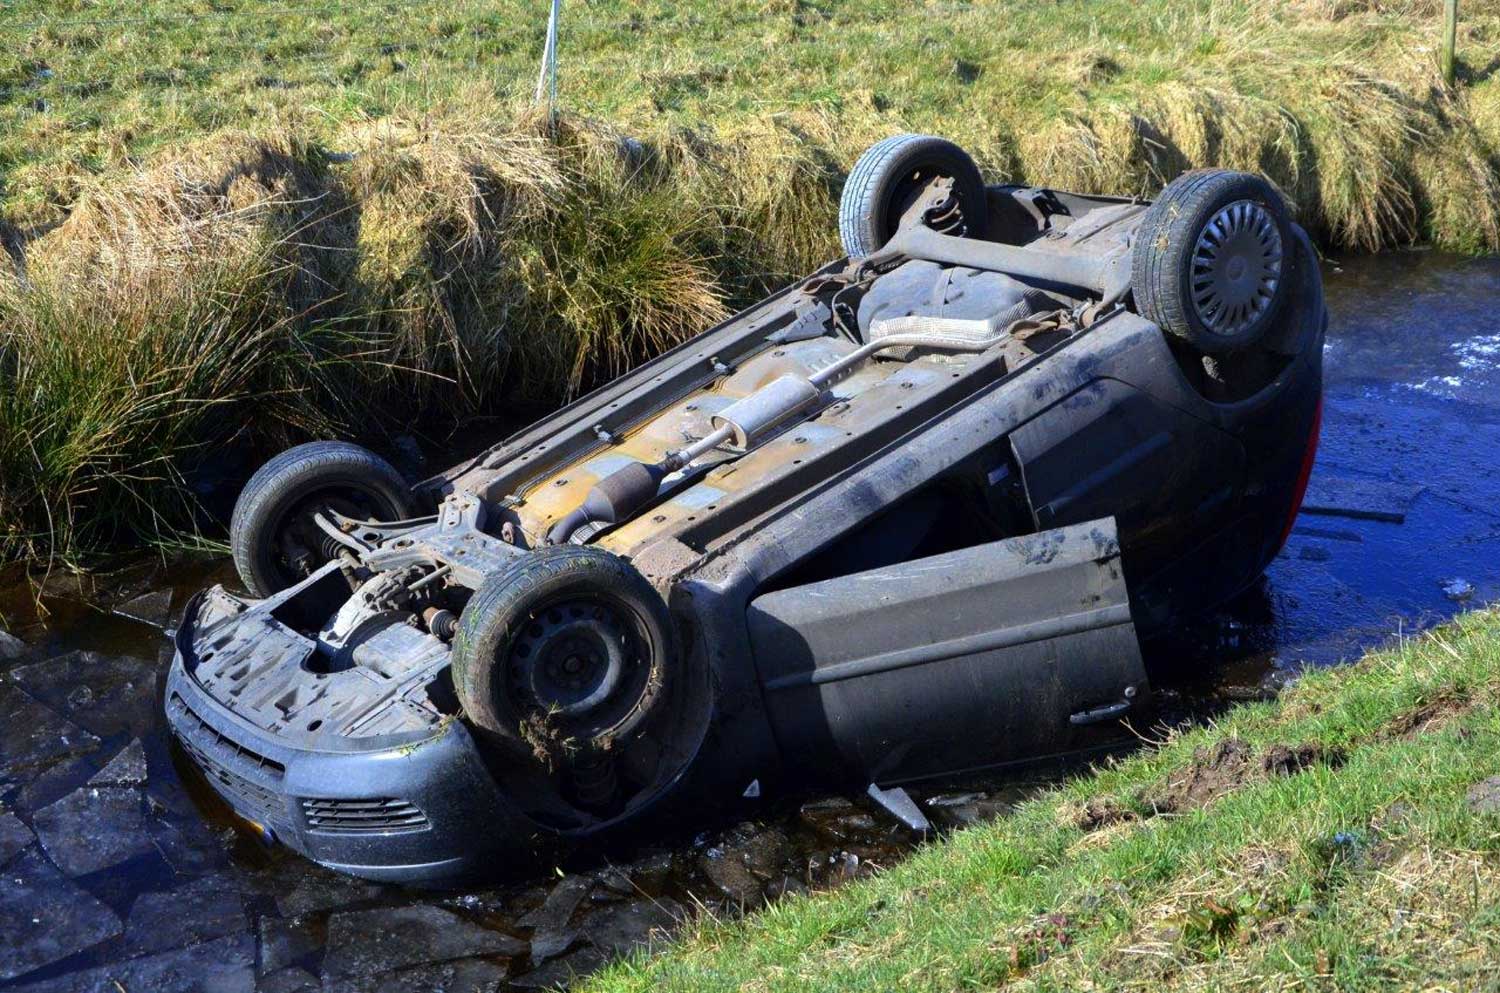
[1132,169,1292,355]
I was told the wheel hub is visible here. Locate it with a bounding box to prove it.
[508,600,636,726]
[1190,199,1284,338]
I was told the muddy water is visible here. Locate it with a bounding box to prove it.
[2,250,1498,992]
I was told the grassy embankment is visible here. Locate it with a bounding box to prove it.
[584,607,1500,992]
[2,0,1500,563]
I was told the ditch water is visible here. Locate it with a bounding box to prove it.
[2,250,1499,992]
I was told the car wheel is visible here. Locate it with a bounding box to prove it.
[1132,169,1292,354]
[230,441,413,598]
[451,546,674,762]
[839,134,989,258]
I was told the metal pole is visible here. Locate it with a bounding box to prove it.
[534,0,561,120]
[1442,0,1459,87]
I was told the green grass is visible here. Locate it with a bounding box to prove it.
[3,0,1500,562]
[581,608,1500,992]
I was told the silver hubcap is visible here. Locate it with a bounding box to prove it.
[1191,199,1283,337]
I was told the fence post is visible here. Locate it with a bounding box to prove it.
[535,0,562,123]
[1442,0,1459,87]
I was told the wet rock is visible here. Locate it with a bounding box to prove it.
[321,905,526,980]
[0,627,27,662]
[798,797,878,842]
[0,848,124,981]
[511,945,606,990]
[8,932,254,993]
[113,589,174,629]
[32,784,152,876]
[123,875,249,956]
[581,896,684,956]
[518,875,592,965]
[1467,776,1500,816]
[0,683,99,784]
[528,925,580,964]
[516,875,591,930]
[698,823,790,908]
[256,965,319,993]
[923,791,985,828]
[89,738,148,787]
[624,850,676,896]
[9,651,158,738]
[1441,577,1475,602]
[323,959,506,993]
[257,915,323,976]
[0,808,35,865]
[148,816,231,876]
[272,868,387,917]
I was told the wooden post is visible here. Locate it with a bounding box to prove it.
[1442,0,1459,87]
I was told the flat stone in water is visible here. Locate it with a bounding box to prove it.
[88,738,148,787]
[323,958,507,993]
[257,914,323,976]
[321,905,526,980]
[8,932,254,993]
[580,896,683,957]
[0,848,124,981]
[123,875,249,956]
[32,785,153,876]
[113,589,174,629]
[516,875,591,930]
[511,945,607,990]
[256,966,320,993]
[0,683,99,784]
[0,627,27,662]
[9,651,159,739]
[0,808,36,866]
[271,867,388,917]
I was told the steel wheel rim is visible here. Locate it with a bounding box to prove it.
[1190,199,1284,338]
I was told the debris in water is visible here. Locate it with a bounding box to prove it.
[1441,578,1475,601]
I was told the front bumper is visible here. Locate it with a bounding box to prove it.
[164,617,534,885]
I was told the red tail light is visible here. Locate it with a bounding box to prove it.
[1276,393,1323,554]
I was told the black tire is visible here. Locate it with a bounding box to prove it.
[451,546,674,758]
[839,134,989,258]
[1132,169,1292,354]
[230,441,413,598]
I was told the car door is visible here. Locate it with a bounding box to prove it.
[746,517,1147,786]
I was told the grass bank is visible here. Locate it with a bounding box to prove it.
[584,607,1500,992]
[3,0,1500,563]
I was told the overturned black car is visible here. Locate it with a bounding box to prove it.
[166,135,1325,884]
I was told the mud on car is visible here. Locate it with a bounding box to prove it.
[166,135,1325,884]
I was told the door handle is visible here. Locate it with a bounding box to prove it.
[1069,685,1139,726]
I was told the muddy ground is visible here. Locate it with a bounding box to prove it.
[2,250,1498,992]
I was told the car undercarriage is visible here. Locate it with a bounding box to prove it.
[167,135,1325,883]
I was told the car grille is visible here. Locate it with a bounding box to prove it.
[169,693,286,826]
[299,797,430,835]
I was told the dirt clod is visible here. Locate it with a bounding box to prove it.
[1147,738,1256,813]
[1074,796,1137,831]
